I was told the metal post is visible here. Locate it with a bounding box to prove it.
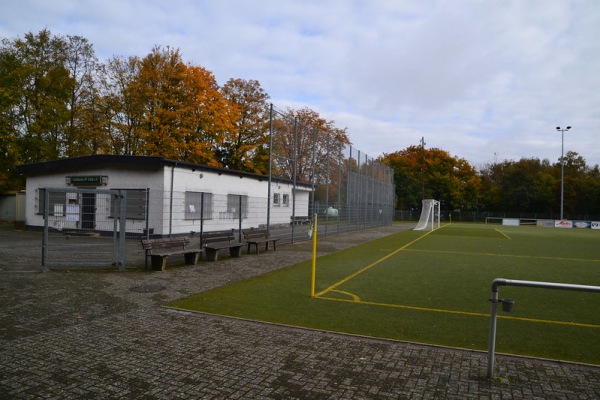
[238,195,243,242]
[310,126,317,222]
[267,103,273,230]
[487,283,500,379]
[291,117,298,243]
[42,189,49,271]
[200,192,204,248]
[118,191,126,271]
[560,129,565,220]
[556,126,571,220]
[144,188,150,239]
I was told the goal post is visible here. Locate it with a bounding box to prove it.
[414,199,441,231]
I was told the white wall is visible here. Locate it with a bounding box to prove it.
[23,163,311,235]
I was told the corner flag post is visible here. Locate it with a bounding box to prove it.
[310,213,317,298]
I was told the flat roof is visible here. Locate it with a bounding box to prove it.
[16,155,312,189]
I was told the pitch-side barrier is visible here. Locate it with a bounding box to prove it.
[487,278,600,379]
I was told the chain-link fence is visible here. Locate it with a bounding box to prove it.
[40,186,395,270]
[36,104,395,270]
[269,105,395,232]
[394,209,600,223]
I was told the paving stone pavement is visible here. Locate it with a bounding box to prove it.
[0,223,598,399]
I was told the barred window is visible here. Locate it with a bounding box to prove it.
[185,192,213,220]
[282,194,290,207]
[37,188,64,216]
[273,193,280,206]
[110,189,147,220]
[227,194,248,219]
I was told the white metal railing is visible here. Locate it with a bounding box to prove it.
[487,278,600,379]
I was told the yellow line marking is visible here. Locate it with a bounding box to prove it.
[314,295,600,329]
[329,290,361,302]
[404,248,600,263]
[495,229,511,239]
[314,227,444,298]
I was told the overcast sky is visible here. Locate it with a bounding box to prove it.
[2,0,599,168]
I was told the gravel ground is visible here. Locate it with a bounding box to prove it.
[0,222,598,399]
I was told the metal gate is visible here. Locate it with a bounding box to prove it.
[42,188,127,271]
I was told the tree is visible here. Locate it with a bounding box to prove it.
[129,46,236,165]
[219,79,270,173]
[96,55,144,155]
[271,107,350,187]
[0,39,24,191]
[481,158,547,214]
[0,30,82,191]
[4,30,74,163]
[181,65,238,165]
[380,146,423,210]
[556,151,599,218]
[381,146,480,211]
[63,35,102,156]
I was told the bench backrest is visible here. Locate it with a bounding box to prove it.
[242,229,270,240]
[141,237,190,251]
[201,231,236,245]
[291,216,310,221]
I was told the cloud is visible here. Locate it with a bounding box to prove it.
[2,0,600,166]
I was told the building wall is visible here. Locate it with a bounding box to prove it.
[0,195,16,221]
[23,163,310,235]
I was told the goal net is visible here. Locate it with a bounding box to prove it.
[414,199,441,231]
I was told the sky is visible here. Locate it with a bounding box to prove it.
[2,0,600,168]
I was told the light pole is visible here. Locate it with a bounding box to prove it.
[556,126,571,220]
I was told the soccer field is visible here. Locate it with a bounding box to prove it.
[169,223,600,364]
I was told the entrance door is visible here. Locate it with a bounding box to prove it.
[81,192,96,230]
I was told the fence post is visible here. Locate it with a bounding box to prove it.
[42,188,49,272]
[118,191,126,271]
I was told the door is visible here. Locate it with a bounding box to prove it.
[81,192,96,230]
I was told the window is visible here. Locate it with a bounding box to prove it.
[283,194,290,207]
[227,194,248,219]
[273,193,280,206]
[185,192,213,220]
[37,188,64,216]
[110,189,147,220]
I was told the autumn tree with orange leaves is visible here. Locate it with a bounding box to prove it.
[381,146,481,211]
[219,78,270,173]
[130,46,237,166]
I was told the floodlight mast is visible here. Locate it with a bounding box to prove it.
[556,126,572,220]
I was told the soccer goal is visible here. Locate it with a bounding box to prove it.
[414,199,441,231]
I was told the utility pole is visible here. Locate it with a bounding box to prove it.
[556,126,572,220]
[421,137,426,199]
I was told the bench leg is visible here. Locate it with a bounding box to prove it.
[151,255,167,271]
[230,246,242,258]
[184,252,200,265]
[205,248,218,261]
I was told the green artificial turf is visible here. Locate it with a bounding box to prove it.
[168,223,600,364]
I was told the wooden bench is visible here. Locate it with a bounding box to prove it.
[201,231,243,261]
[290,215,311,225]
[141,237,201,271]
[242,228,280,255]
